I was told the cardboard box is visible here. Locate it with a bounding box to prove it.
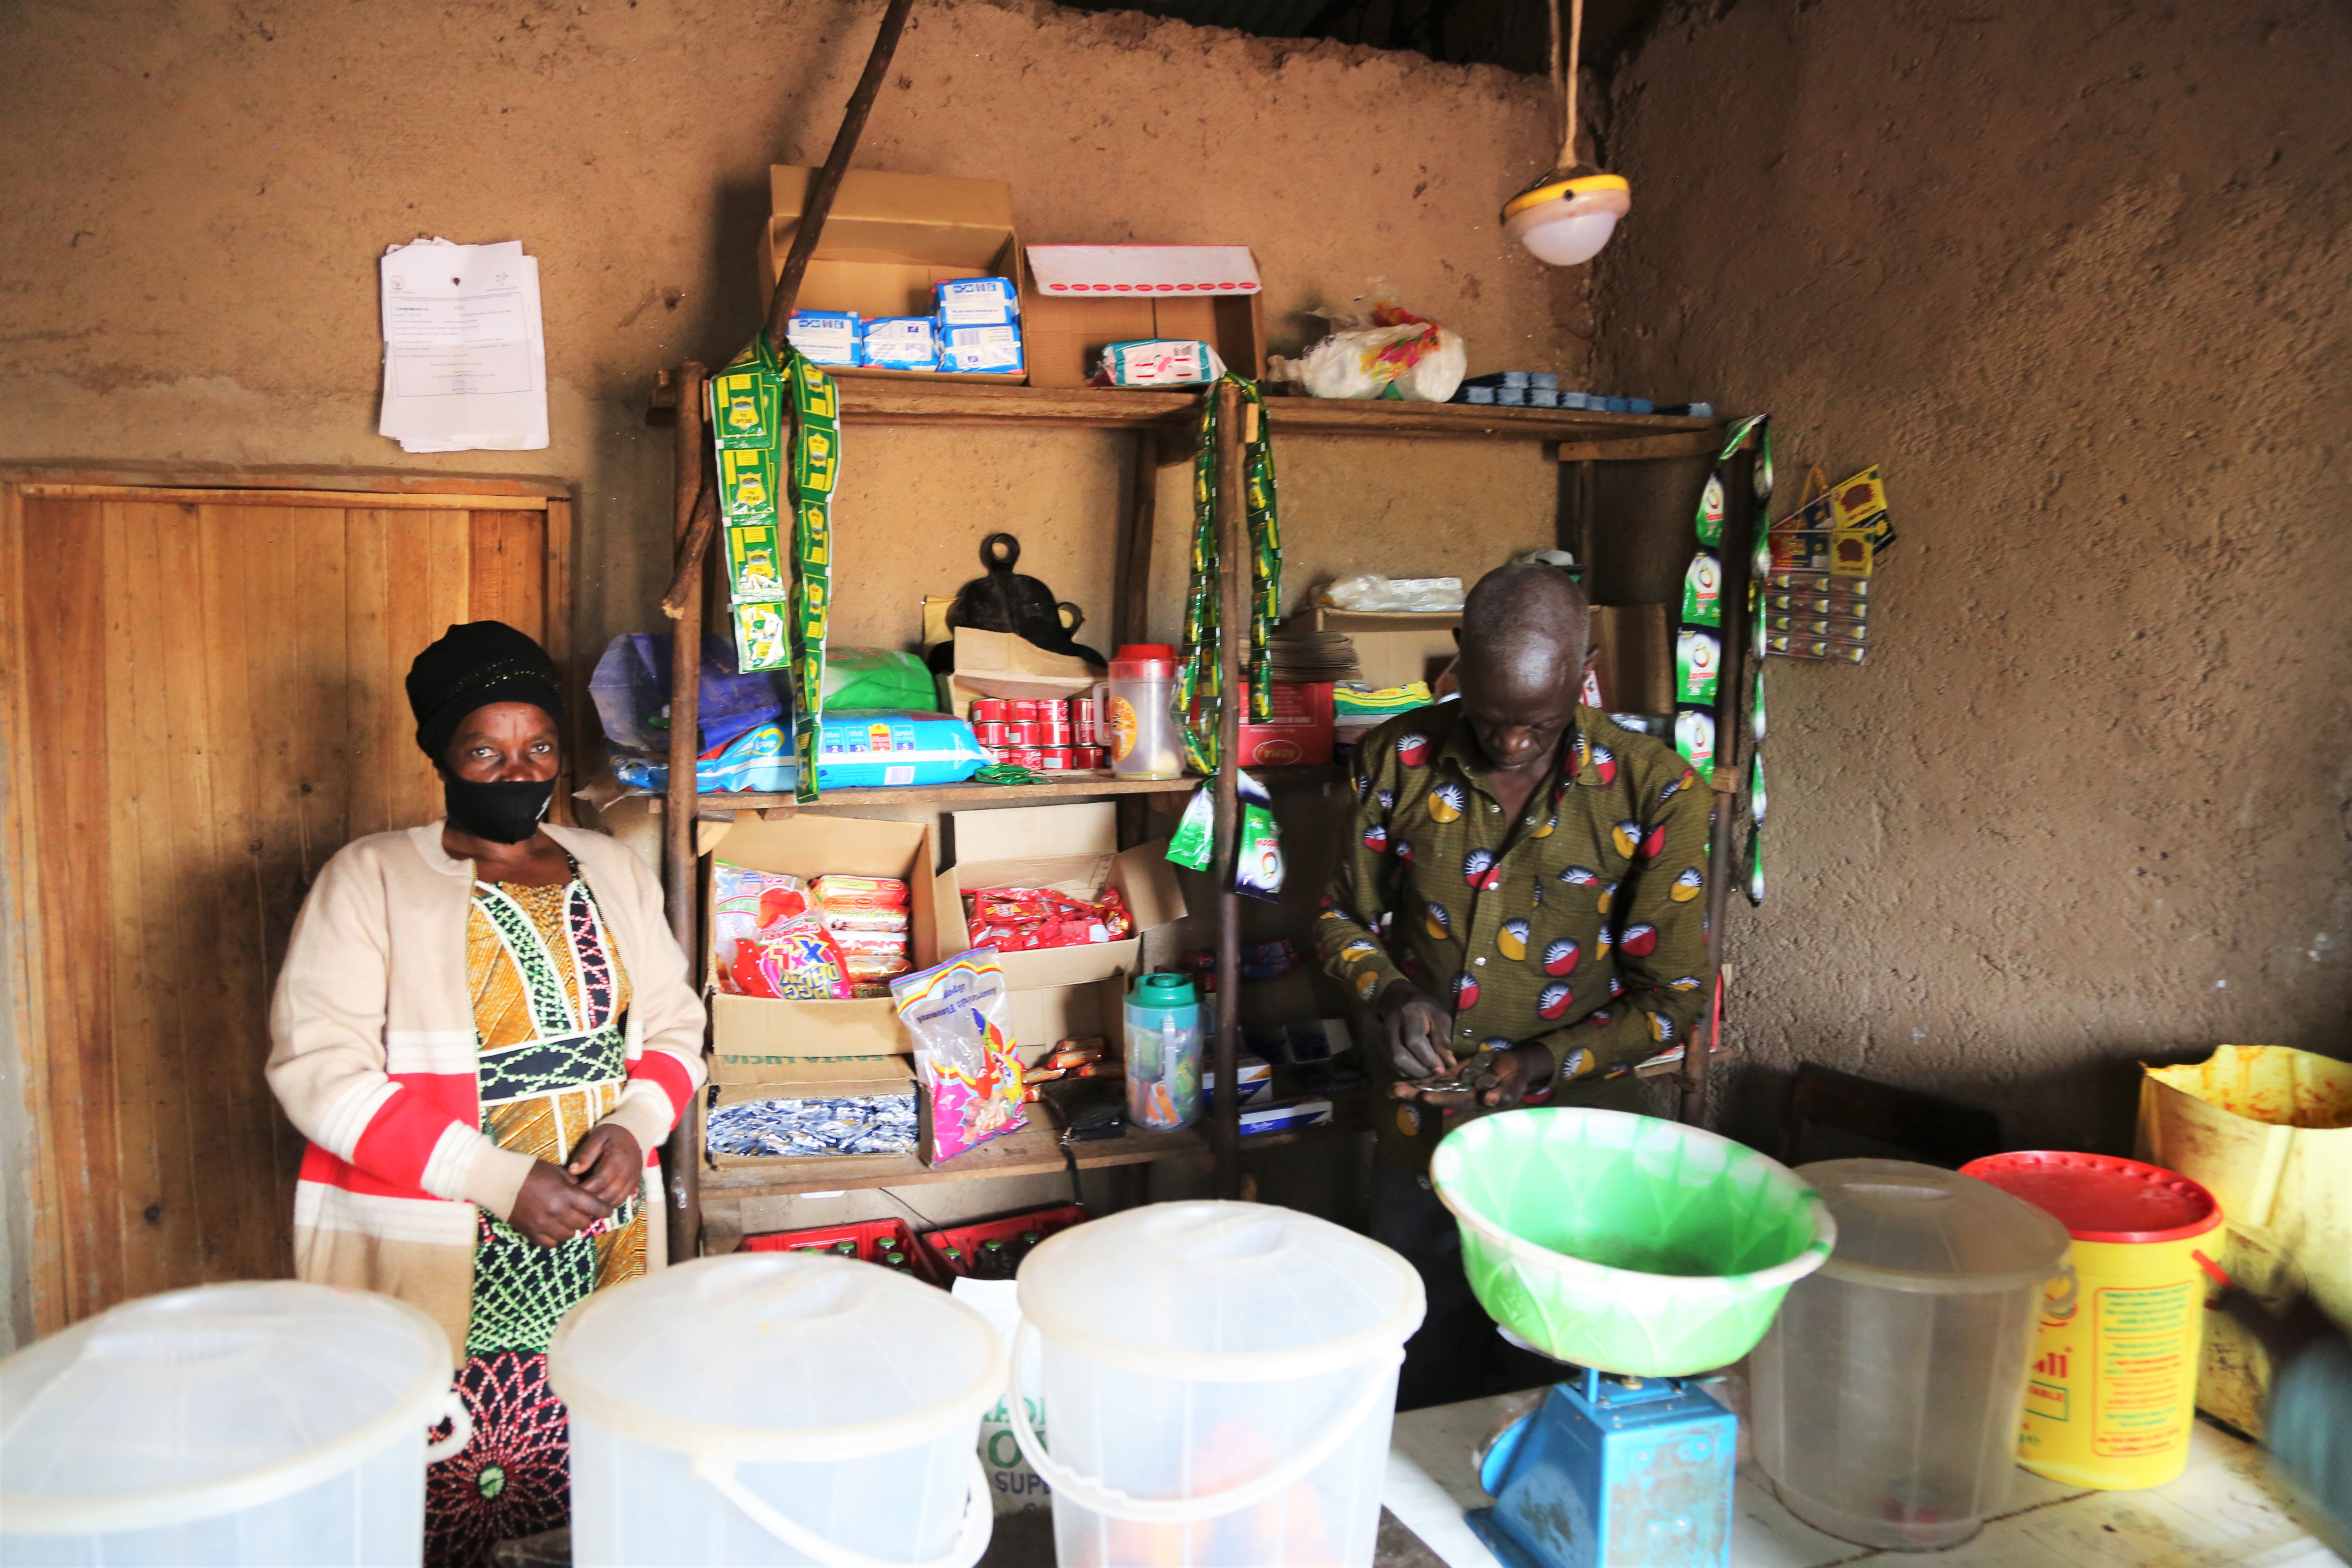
[937,628,1103,718]
[1021,244,1265,389]
[1234,681,1333,767]
[705,1067,917,1169]
[1007,977,1129,1066]
[942,803,1186,990]
[1311,609,1460,690]
[760,166,1027,385]
[706,814,952,1078]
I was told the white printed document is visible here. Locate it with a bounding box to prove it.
[378,238,548,452]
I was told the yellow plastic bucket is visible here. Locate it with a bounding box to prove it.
[1960,1152,2223,1490]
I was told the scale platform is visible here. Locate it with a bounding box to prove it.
[1465,1365,1737,1568]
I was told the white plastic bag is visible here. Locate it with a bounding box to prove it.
[1322,575,1468,612]
[1295,305,1466,403]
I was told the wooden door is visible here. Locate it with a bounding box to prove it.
[1,478,572,1333]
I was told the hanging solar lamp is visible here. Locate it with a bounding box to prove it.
[1502,0,1630,266]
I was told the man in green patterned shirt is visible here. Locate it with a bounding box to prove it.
[1318,563,1716,1402]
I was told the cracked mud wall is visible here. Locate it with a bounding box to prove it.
[0,0,1591,656]
[1597,0,2352,1152]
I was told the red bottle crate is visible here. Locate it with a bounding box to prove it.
[743,1216,945,1285]
[918,1203,1092,1278]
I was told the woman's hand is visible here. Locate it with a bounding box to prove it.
[568,1125,645,1209]
[509,1160,610,1246]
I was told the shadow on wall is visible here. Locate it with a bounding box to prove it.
[1718,1051,2155,1167]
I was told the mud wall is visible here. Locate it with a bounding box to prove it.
[0,0,1588,655]
[1597,0,2352,1152]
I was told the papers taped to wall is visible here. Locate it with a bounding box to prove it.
[377,238,548,452]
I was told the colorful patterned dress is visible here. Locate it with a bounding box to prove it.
[426,864,647,1568]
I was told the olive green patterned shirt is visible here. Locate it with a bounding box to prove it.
[1318,703,1717,1095]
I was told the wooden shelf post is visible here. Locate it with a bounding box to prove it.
[663,362,708,1261]
[1689,425,1757,1126]
[1210,382,1247,1197]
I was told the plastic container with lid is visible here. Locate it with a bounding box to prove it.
[1097,644,1182,779]
[1959,1151,2224,1490]
[550,1254,1004,1567]
[1124,971,1203,1131]
[0,1280,466,1568]
[1005,1201,1424,1567]
[1751,1160,2073,1551]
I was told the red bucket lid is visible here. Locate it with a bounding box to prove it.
[1958,1151,2221,1244]
[1115,644,1176,662]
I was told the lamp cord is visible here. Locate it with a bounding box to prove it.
[1550,0,1584,174]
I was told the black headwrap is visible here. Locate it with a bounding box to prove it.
[406,621,563,765]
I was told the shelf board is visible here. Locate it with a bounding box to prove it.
[829,378,1720,452]
[701,1118,1214,1200]
[656,774,1201,816]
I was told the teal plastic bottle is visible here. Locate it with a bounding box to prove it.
[1125,972,1203,1131]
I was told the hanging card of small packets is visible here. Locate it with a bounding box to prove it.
[1177,376,1281,775]
[711,334,837,803]
[1746,669,1768,905]
[1673,414,1767,782]
[1765,462,1886,664]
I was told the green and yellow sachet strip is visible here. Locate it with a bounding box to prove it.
[1178,375,1281,774]
[710,334,837,804]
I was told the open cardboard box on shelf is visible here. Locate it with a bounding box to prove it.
[1021,243,1265,390]
[706,1067,917,1170]
[933,627,1104,718]
[759,165,1029,386]
[943,802,1185,991]
[705,813,953,1078]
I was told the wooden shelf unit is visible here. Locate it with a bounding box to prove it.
[652,365,1728,1252]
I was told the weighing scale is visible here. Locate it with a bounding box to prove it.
[1466,1363,1736,1568]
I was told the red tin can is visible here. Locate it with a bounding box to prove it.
[1036,748,1073,771]
[1069,697,1098,746]
[969,698,1009,724]
[971,721,1007,746]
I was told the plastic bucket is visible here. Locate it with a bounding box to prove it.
[2136,1044,2352,1437]
[549,1255,1004,1567]
[0,1281,463,1568]
[1960,1152,2223,1490]
[1006,1201,1423,1567]
[1431,1108,1835,1376]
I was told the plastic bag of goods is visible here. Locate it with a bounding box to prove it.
[814,710,988,788]
[588,631,786,752]
[711,864,852,1000]
[891,951,1029,1165]
[1319,574,1467,612]
[822,647,941,713]
[1297,305,1466,403]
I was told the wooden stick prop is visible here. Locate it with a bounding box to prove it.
[1210,382,1247,1197]
[664,362,710,956]
[658,0,918,619]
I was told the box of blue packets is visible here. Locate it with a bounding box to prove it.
[705,1069,918,1167]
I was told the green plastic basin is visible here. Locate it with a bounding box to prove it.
[1431,1108,1835,1376]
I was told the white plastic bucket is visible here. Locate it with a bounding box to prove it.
[548,1254,1005,1567]
[0,1281,464,1568]
[1007,1201,1425,1567]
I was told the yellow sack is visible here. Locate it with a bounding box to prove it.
[2136,1045,2352,1438]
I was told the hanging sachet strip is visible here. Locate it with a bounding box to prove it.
[1178,375,1281,774]
[710,333,837,803]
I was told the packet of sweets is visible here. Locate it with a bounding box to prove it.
[811,874,909,909]
[728,914,853,1000]
[891,949,1027,1164]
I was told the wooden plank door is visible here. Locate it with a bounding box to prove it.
[1,481,571,1333]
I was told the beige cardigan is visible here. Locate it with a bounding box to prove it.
[266,821,706,1366]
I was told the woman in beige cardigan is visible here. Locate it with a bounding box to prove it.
[266,621,705,1567]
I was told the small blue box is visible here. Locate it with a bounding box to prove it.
[1466,386,1497,404]
[1604,396,1630,413]
[1559,392,1591,409]
[1530,371,1560,391]
[1629,397,1655,414]
[940,322,1024,375]
[1499,386,1528,406]
[863,317,938,369]
[1529,388,1559,408]
[785,309,862,368]
[935,276,1019,327]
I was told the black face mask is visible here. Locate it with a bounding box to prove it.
[442,775,554,844]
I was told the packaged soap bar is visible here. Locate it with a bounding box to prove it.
[940,323,1024,374]
[786,309,862,367]
[1098,339,1226,387]
[863,317,938,369]
[935,276,1019,327]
